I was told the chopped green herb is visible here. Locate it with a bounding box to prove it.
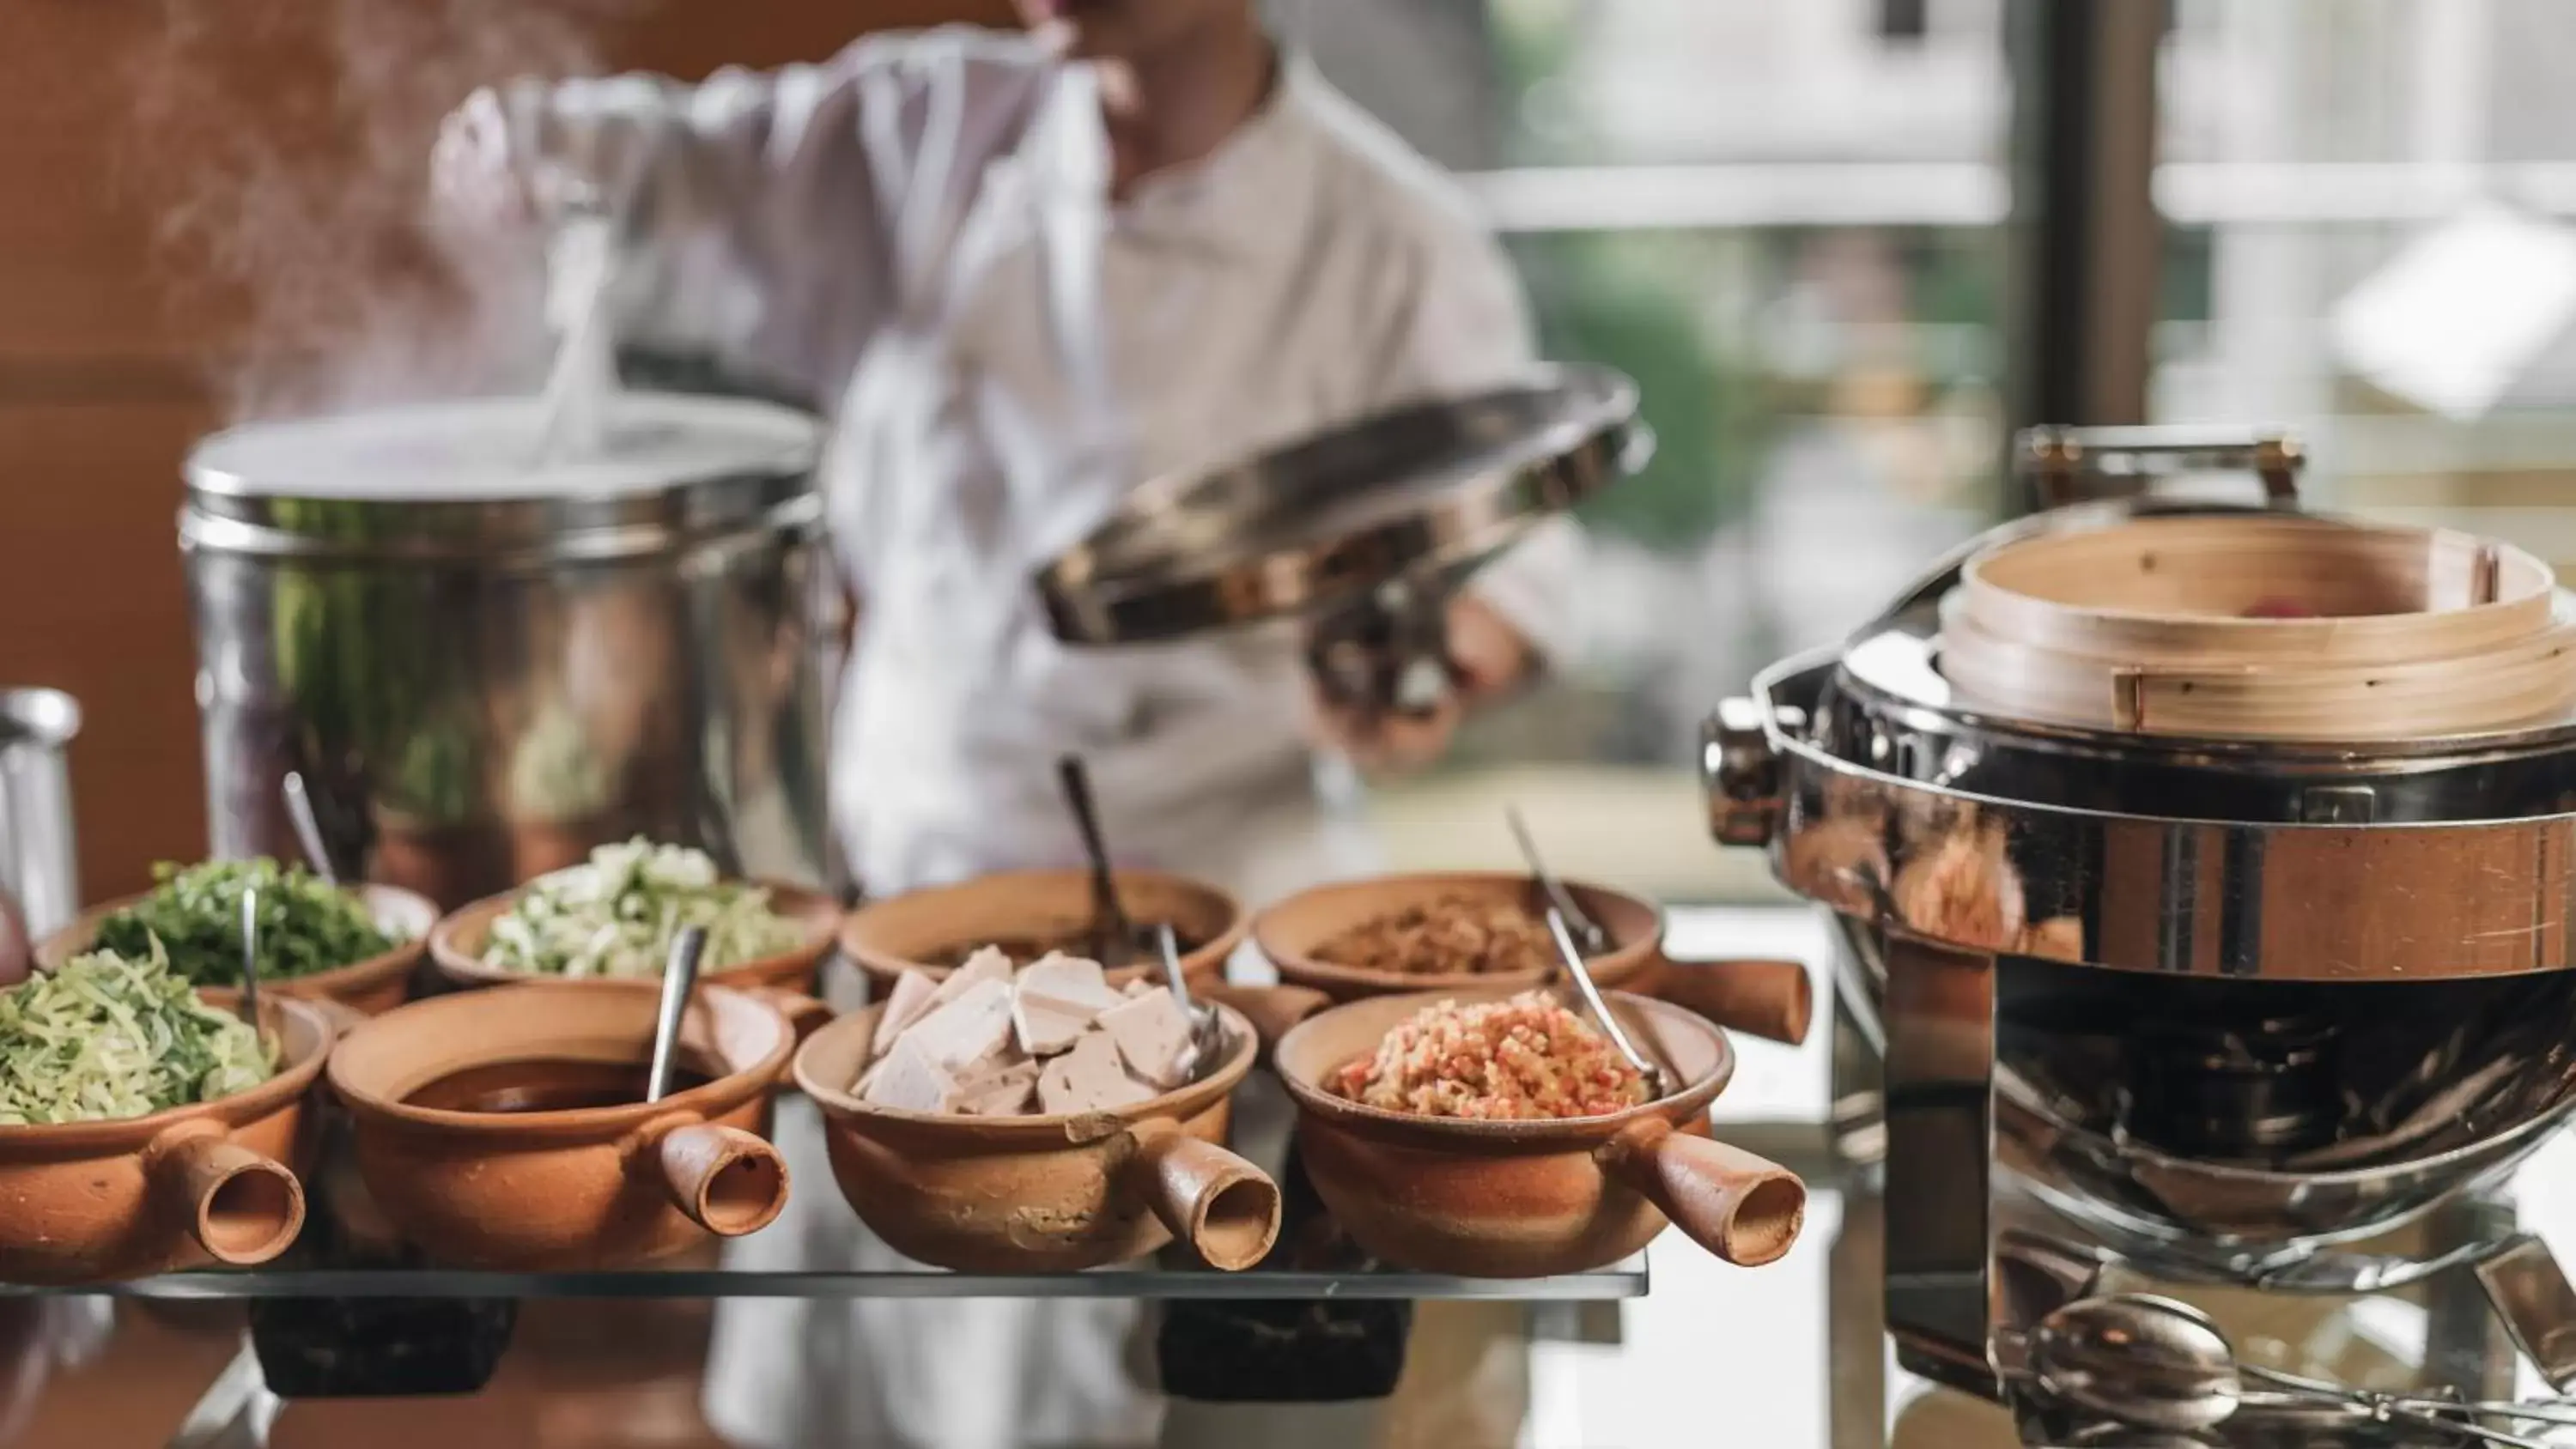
[94,858,399,988]
[0,943,276,1125]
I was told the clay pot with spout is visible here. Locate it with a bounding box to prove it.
[792,1000,1280,1273]
[325,979,797,1269]
[1273,986,1807,1278]
[0,996,331,1284]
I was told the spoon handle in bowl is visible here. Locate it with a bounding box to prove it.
[1597,1119,1805,1268]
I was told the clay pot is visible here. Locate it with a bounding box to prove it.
[326,980,797,1269]
[1274,986,1807,1277]
[426,882,841,996]
[793,1001,1280,1273]
[39,884,438,1018]
[0,995,331,1284]
[837,869,1245,993]
[1252,872,1813,1047]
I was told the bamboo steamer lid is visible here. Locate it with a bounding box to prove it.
[1935,514,2576,740]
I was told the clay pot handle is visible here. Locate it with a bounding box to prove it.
[1596,1118,1805,1267]
[655,1122,790,1238]
[1121,1116,1281,1270]
[1193,981,1331,1058]
[1648,954,1813,1047]
[147,1121,306,1266]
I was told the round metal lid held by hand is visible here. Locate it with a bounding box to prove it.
[1036,365,1648,646]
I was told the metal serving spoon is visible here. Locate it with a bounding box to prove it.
[1156,924,1225,1088]
[1506,805,1607,955]
[644,926,708,1104]
[2031,1294,2549,1446]
[280,772,338,887]
[1056,755,1143,969]
[235,886,264,1035]
[1542,906,1667,1100]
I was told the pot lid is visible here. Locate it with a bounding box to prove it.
[182,394,823,561]
[1035,364,1649,646]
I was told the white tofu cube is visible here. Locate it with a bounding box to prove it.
[924,947,1012,1012]
[904,977,1017,1072]
[1036,1031,1153,1116]
[871,969,941,1058]
[1012,953,1128,1057]
[1097,989,1194,1091]
[952,1059,1040,1117]
[861,1035,959,1113]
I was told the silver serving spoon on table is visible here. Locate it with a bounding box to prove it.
[1155,924,1226,1087]
[644,926,708,1104]
[1506,805,1608,955]
[1056,755,1144,969]
[2030,1293,2554,1446]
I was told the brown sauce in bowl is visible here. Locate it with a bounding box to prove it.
[405,1058,717,1114]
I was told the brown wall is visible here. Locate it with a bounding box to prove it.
[0,1,1007,900]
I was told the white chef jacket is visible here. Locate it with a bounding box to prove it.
[509,25,1574,1449]
[530,23,1580,901]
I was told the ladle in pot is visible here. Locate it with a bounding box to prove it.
[645,926,708,1104]
[280,773,338,887]
[1507,805,1607,955]
[236,888,264,1034]
[1542,907,1668,1100]
[1156,924,1225,1088]
[1056,755,1143,968]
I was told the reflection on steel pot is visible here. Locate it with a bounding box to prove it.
[180,395,838,910]
[0,689,80,955]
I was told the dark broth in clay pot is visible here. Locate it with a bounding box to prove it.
[405,1058,718,1114]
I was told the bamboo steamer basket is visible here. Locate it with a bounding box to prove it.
[1936,514,2576,740]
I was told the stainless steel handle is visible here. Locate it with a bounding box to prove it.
[1701,692,1807,850]
[2016,424,2305,511]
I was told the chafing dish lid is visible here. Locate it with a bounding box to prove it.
[182,394,823,561]
[1036,364,1644,646]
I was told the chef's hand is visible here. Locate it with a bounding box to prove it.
[1307,596,1537,777]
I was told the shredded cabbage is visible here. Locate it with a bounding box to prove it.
[478,838,805,979]
[0,943,277,1126]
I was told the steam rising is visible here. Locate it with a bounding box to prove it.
[125,0,640,421]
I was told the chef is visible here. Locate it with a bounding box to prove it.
[435,0,1575,1445]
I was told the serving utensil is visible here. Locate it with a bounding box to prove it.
[2030,1294,2549,1446]
[280,772,339,887]
[1056,755,1142,968]
[1507,805,1607,955]
[1157,923,1226,1088]
[1542,906,1667,1100]
[235,886,264,1034]
[644,926,707,1104]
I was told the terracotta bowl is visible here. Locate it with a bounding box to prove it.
[326,979,797,1270]
[427,882,841,996]
[0,995,331,1285]
[1275,986,1807,1278]
[838,869,1246,993]
[793,1001,1280,1273]
[39,883,439,1018]
[1251,872,1813,1046]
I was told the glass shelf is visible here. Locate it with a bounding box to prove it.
[0,1098,1649,1305]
